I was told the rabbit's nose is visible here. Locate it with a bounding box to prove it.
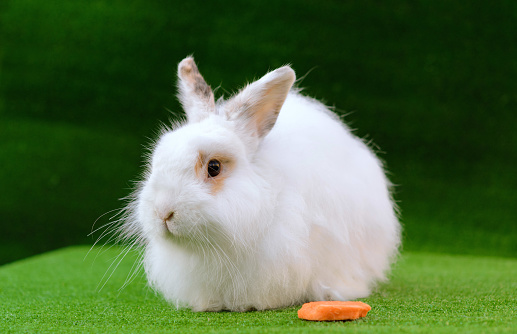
[157,210,174,223]
[164,211,174,222]
[155,207,175,222]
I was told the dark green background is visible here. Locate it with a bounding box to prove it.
[1,0,516,265]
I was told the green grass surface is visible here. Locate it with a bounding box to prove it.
[1,246,516,333]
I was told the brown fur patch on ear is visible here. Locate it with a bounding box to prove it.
[179,58,214,103]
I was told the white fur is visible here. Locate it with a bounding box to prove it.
[125,57,401,312]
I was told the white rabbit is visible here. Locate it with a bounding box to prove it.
[121,56,401,312]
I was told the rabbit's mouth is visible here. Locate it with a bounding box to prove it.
[163,218,180,236]
[161,214,195,239]
[157,210,186,237]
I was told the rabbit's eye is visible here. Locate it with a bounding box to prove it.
[207,159,221,177]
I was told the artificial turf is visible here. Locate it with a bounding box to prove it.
[1,1,516,332]
[1,246,515,333]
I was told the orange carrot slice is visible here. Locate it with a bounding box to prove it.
[298,301,372,321]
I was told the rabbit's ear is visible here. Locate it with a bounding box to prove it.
[225,66,295,140]
[177,57,216,123]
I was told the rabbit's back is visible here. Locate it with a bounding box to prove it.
[258,92,400,301]
[262,91,390,203]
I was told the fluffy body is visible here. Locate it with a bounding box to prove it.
[126,58,401,312]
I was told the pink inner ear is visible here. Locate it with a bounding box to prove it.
[250,86,287,137]
[225,66,295,139]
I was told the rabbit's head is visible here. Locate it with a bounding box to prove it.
[136,57,295,251]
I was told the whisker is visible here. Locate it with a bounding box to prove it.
[97,242,134,292]
[119,241,145,291]
[85,219,124,261]
[90,208,121,234]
